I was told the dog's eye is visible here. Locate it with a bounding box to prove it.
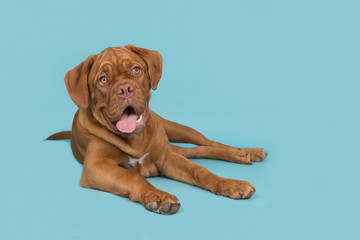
[99,77,109,85]
[132,66,142,75]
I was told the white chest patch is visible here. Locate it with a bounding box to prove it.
[127,152,149,166]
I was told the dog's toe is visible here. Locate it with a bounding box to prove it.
[147,201,159,211]
[160,202,172,214]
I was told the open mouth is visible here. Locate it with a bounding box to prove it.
[105,106,147,134]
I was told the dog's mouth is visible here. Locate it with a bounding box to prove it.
[104,105,148,134]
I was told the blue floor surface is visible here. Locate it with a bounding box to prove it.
[1,1,359,239]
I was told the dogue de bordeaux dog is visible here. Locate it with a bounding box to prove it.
[48,45,267,215]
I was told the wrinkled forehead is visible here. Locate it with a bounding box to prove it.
[93,47,146,74]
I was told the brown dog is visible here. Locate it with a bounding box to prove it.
[48,45,267,215]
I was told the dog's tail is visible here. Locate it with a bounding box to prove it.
[47,131,71,140]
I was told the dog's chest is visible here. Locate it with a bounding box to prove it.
[127,152,149,167]
[125,152,159,178]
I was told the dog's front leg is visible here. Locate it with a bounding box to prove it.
[79,141,180,215]
[156,150,256,199]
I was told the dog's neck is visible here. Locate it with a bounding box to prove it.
[79,108,158,158]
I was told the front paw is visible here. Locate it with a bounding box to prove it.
[213,179,256,199]
[143,190,180,215]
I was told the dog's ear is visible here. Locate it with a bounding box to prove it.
[64,55,96,109]
[125,45,163,90]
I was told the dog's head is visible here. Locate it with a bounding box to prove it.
[64,45,162,137]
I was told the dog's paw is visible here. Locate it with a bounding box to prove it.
[143,190,180,215]
[227,149,253,165]
[213,179,256,199]
[240,148,268,162]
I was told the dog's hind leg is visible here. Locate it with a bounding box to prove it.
[170,144,254,164]
[155,114,267,162]
[155,113,225,147]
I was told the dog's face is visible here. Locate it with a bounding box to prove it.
[64,45,163,136]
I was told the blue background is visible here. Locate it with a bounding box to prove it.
[1,0,359,239]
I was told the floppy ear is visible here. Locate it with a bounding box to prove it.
[125,45,163,90]
[64,55,96,109]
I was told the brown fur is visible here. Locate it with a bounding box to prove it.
[48,45,267,215]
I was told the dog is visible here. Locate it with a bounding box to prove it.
[48,45,267,215]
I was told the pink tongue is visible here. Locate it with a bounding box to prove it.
[116,112,138,133]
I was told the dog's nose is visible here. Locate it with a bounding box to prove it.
[117,83,135,98]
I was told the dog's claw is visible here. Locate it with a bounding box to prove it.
[245,186,256,199]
